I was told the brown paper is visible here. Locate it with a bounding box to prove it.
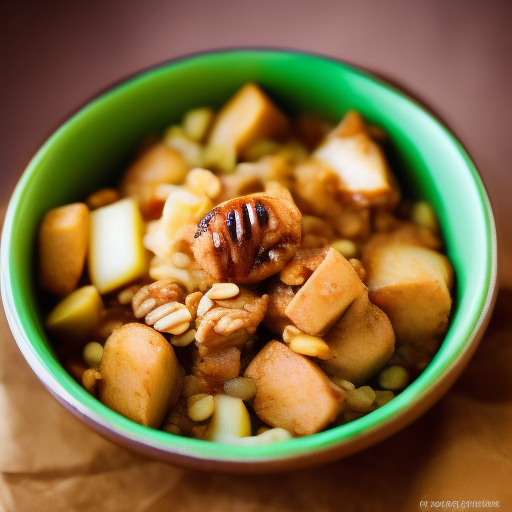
[1,253,511,510]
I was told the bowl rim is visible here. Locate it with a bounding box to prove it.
[0,47,498,467]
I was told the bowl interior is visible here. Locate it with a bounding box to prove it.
[1,50,495,463]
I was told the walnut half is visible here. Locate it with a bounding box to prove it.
[192,193,301,283]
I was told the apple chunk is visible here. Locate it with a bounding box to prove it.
[285,247,365,336]
[99,323,182,428]
[245,340,345,436]
[208,82,290,158]
[206,394,252,443]
[313,132,391,206]
[363,243,453,363]
[321,292,395,386]
[39,202,89,296]
[45,285,103,342]
[88,198,149,294]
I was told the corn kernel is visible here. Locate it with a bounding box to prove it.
[377,366,409,390]
[374,390,395,407]
[83,341,103,369]
[411,201,438,232]
[346,386,376,412]
[331,239,358,259]
[187,394,215,422]
[206,283,240,300]
[171,329,196,347]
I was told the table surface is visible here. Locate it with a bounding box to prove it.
[1,1,511,510]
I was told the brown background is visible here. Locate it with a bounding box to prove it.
[1,1,511,510]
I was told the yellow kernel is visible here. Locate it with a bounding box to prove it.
[377,366,409,390]
[223,377,257,401]
[188,394,215,422]
[171,329,196,347]
[346,386,376,412]
[83,341,103,369]
[288,334,334,360]
[331,239,358,259]
[374,390,395,407]
[182,107,214,142]
[182,375,209,398]
[411,201,438,232]
[171,252,192,269]
[163,424,182,435]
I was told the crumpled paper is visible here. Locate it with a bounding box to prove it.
[1,223,511,511]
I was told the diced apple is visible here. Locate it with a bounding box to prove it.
[244,340,345,436]
[321,292,395,385]
[98,323,183,428]
[208,82,290,159]
[88,198,149,294]
[39,202,89,296]
[205,394,252,442]
[313,133,391,206]
[285,247,366,336]
[45,285,103,342]
[363,243,453,354]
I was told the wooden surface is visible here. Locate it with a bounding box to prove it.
[1,1,511,510]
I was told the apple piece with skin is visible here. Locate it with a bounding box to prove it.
[285,247,366,336]
[39,202,89,297]
[88,198,149,295]
[98,323,183,428]
[206,394,252,443]
[208,82,290,161]
[245,340,345,436]
[45,285,103,343]
[321,292,395,386]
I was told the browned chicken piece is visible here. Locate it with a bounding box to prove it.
[120,143,189,220]
[195,346,241,381]
[363,242,453,372]
[285,247,366,336]
[279,247,328,286]
[245,340,345,436]
[300,215,335,249]
[321,292,395,386]
[195,289,269,356]
[263,278,296,334]
[293,158,371,239]
[192,192,301,283]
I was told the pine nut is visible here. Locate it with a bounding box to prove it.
[171,329,196,347]
[163,424,182,435]
[135,298,156,318]
[282,325,301,343]
[145,302,181,326]
[411,201,438,232]
[163,321,190,336]
[374,390,395,408]
[171,252,192,269]
[196,295,214,317]
[188,394,215,422]
[153,308,192,331]
[223,377,257,401]
[206,283,240,300]
[288,334,334,360]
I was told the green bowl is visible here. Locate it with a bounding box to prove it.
[0,49,497,472]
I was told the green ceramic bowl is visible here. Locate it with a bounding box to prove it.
[1,49,497,473]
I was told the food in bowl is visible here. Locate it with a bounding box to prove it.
[38,82,454,444]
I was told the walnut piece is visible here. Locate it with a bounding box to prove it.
[195,289,269,355]
[191,193,301,283]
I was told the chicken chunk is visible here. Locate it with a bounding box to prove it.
[195,346,241,381]
[363,243,453,370]
[263,278,296,334]
[245,340,345,436]
[321,292,395,385]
